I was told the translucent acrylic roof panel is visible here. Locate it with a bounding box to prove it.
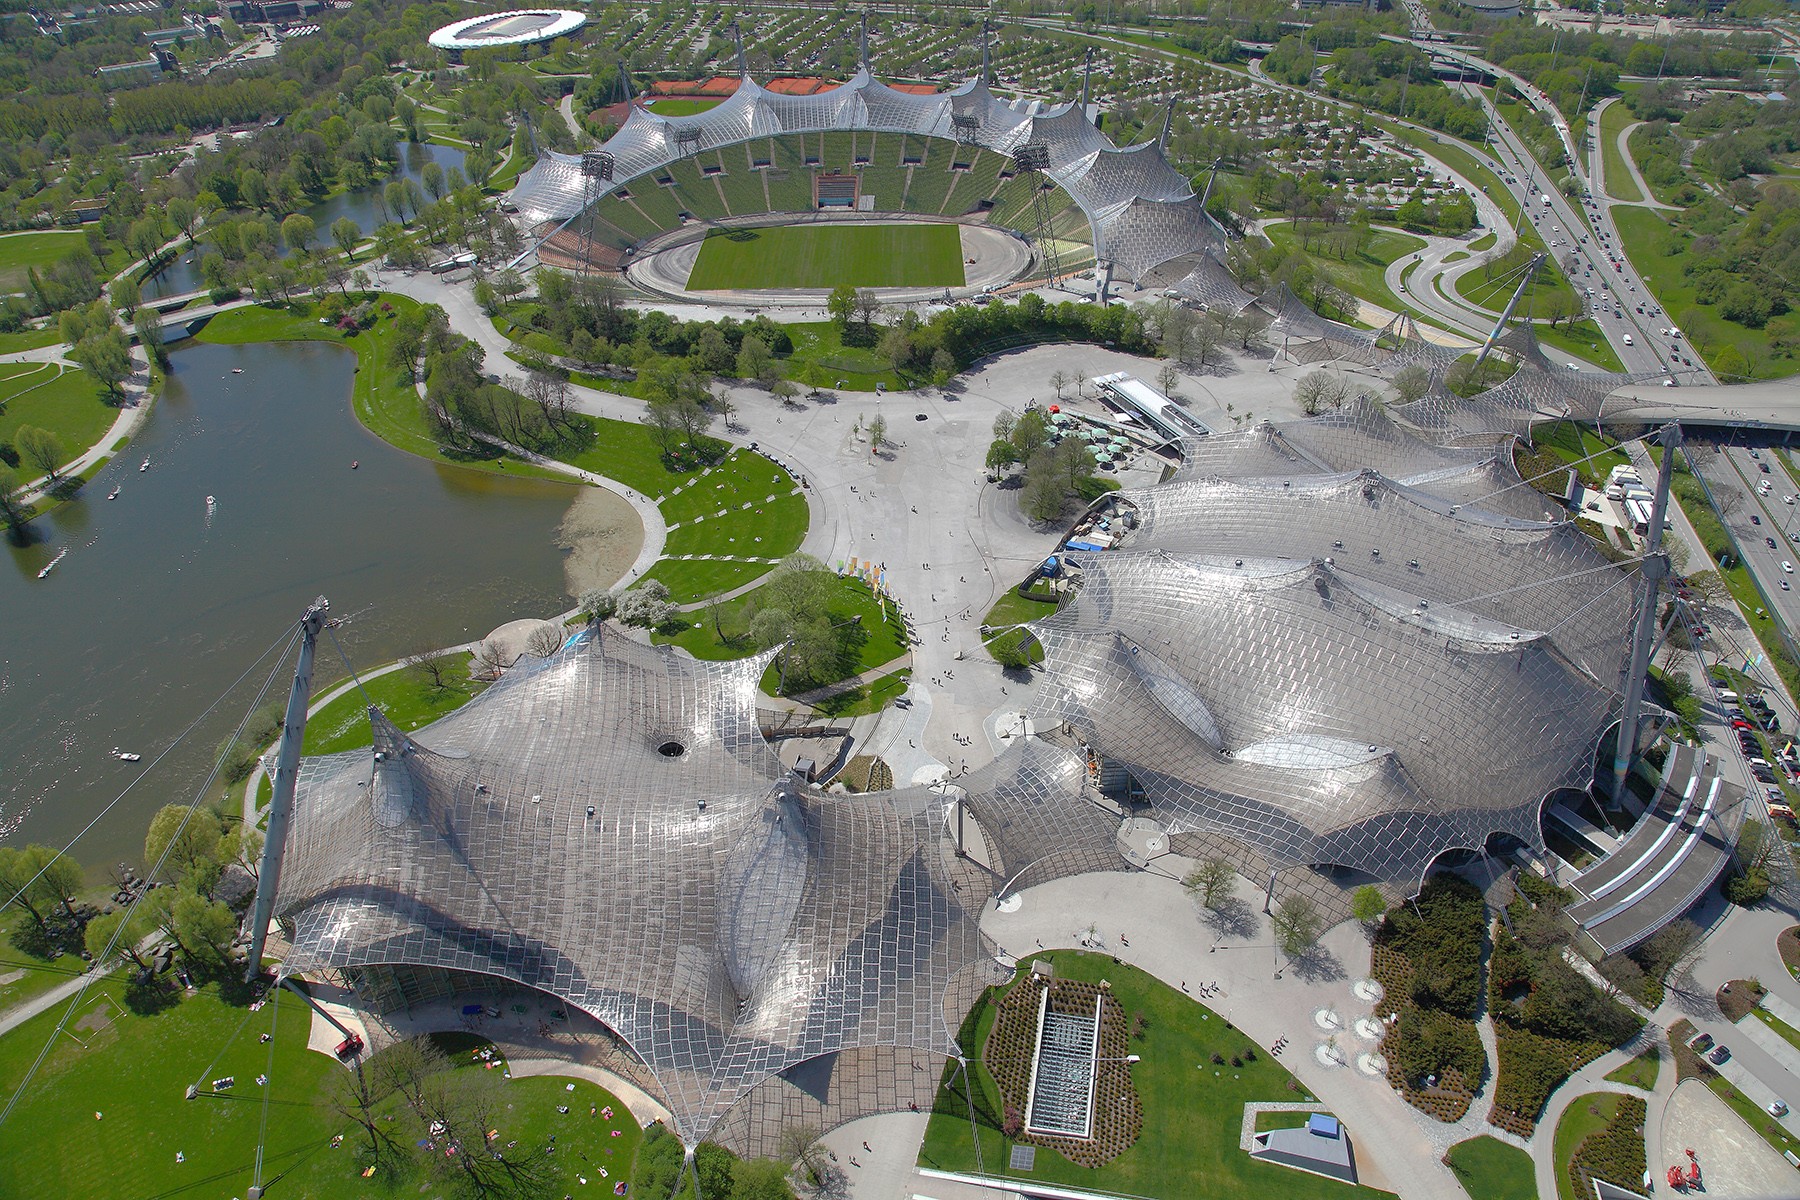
[1116,471,1637,682]
[275,627,990,1144]
[1029,552,1623,890]
[956,738,1127,895]
[1097,196,1223,285]
[1166,251,1259,314]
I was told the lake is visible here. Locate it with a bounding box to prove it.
[0,335,578,866]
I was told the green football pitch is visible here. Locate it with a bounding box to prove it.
[684,223,967,290]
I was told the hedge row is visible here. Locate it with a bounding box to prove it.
[1567,1094,1648,1200]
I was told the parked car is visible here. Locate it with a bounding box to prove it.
[1770,1098,1789,1118]
[1689,1032,1714,1053]
[1710,1044,1732,1065]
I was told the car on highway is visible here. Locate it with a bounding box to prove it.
[1762,462,1773,473]
[1765,537,1776,549]
[1784,562,1794,574]
[1784,580,1792,592]
[1751,514,1761,524]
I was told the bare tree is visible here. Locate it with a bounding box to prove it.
[470,639,506,680]
[406,644,454,691]
[1048,369,1071,400]
[1157,362,1180,398]
[526,624,563,659]
[522,370,573,435]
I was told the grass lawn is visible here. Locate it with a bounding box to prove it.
[981,587,1058,666]
[0,362,117,473]
[556,414,723,497]
[0,976,340,1200]
[812,665,911,717]
[1603,1048,1661,1092]
[919,951,1393,1200]
[1445,1135,1536,1200]
[1534,319,1626,372]
[197,299,571,484]
[686,223,966,290]
[1751,1006,1800,1056]
[663,489,808,559]
[658,447,797,524]
[1612,205,1796,380]
[657,573,907,686]
[0,328,62,354]
[1552,1092,1619,1200]
[0,911,94,1017]
[0,230,94,294]
[1261,222,1424,315]
[300,653,488,755]
[637,556,777,605]
[1599,101,1643,203]
[646,97,723,115]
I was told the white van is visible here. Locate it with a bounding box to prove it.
[1720,689,1741,704]
[1623,334,1634,346]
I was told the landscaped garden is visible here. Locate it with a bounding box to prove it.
[656,567,907,700]
[1553,1091,1646,1200]
[1444,1134,1536,1200]
[919,950,1393,1199]
[1487,876,1642,1136]
[1603,1048,1661,1093]
[1371,875,1488,1124]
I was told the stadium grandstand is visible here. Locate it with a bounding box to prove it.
[512,40,1220,289]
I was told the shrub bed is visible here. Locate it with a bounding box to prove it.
[1371,875,1488,1122]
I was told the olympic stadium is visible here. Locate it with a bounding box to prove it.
[507,57,1226,303]
[428,8,585,56]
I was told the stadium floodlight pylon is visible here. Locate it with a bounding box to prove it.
[1013,143,1064,290]
[575,150,615,277]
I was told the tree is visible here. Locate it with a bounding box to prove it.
[281,213,315,254]
[728,1157,797,1200]
[736,335,773,384]
[0,845,52,935]
[1183,857,1236,910]
[15,426,65,480]
[1391,364,1430,404]
[1294,370,1345,415]
[330,216,361,260]
[133,307,167,369]
[1351,884,1387,928]
[144,804,225,892]
[617,580,676,629]
[32,851,83,925]
[406,644,454,690]
[826,285,856,331]
[322,1054,392,1156]
[776,1123,828,1192]
[1011,409,1051,458]
[579,587,618,623]
[1157,361,1180,398]
[1272,895,1321,956]
[1048,369,1071,400]
[170,890,237,966]
[771,378,801,407]
[1021,466,1067,523]
[867,415,887,452]
[0,465,31,536]
[851,288,882,336]
[84,908,153,972]
[71,328,133,398]
[526,624,563,658]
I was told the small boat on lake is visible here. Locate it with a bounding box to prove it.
[113,749,141,762]
[107,486,120,500]
[139,458,150,472]
[231,368,244,375]
[350,460,359,469]
[36,548,67,579]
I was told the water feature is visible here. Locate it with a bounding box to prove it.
[0,335,577,865]
[142,143,467,299]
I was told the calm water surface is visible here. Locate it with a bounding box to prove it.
[0,337,574,864]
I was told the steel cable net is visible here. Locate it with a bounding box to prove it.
[273,627,993,1144]
[1028,498,1636,890]
[955,737,1127,895]
[1162,251,1260,314]
[508,70,1215,283]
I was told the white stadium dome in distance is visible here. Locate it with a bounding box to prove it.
[428,8,585,52]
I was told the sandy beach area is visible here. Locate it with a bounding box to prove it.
[557,485,644,595]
